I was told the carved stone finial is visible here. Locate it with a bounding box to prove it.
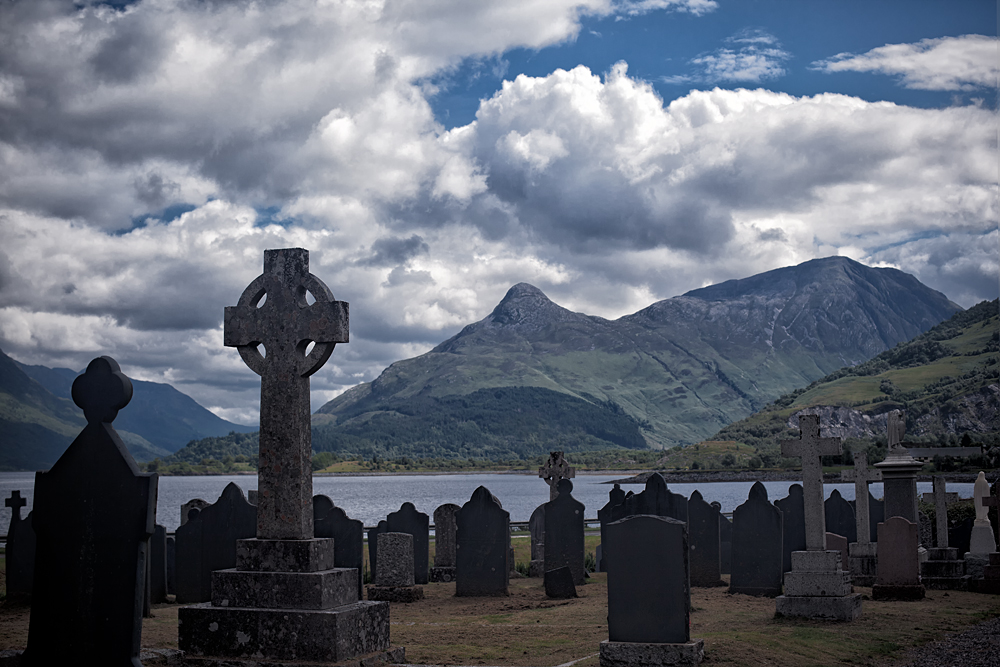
[71,356,133,424]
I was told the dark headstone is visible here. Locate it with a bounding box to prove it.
[431,503,459,582]
[918,510,933,550]
[824,489,857,544]
[775,484,805,573]
[598,483,626,575]
[149,524,168,604]
[825,532,849,570]
[613,473,687,523]
[544,566,577,599]
[314,495,364,599]
[688,490,724,587]
[181,499,209,526]
[456,486,509,597]
[951,516,974,557]
[529,504,545,577]
[714,501,732,575]
[174,482,257,603]
[730,481,783,597]
[873,517,925,600]
[543,479,585,587]
[606,514,689,644]
[387,502,430,584]
[166,535,176,596]
[368,520,388,579]
[22,356,157,666]
[595,543,603,573]
[4,491,35,597]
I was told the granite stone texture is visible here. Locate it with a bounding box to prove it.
[429,567,456,583]
[433,504,460,568]
[183,646,405,667]
[366,585,424,603]
[236,537,336,573]
[211,567,358,610]
[774,595,862,621]
[781,415,841,551]
[775,485,805,574]
[367,521,388,579]
[375,533,415,587]
[387,503,430,585]
[848,541,878,587]
[599,639,704,667]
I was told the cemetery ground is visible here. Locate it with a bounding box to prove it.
[2,538,999,666]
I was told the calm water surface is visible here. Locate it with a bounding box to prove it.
[0,471,979,534]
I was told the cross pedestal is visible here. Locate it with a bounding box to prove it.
[775,415,861,621]
[179,248,401,666]
[538,451,575,502]
[842,453,881,586]
[921,477,966,589]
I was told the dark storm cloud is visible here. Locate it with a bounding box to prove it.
[359,234,429,267]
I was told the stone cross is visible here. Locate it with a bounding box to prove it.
[224,248,348,540]
[781,414,842,551]
[932,477,950,548]
[538,451,576,501]
[5,491,26,521]
[842,452,881,545]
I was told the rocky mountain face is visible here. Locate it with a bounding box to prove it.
[318,256,962,448]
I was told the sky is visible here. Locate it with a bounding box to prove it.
[0,0,996,427]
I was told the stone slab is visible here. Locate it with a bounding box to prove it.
[365,585,424,603]
[599,640,704,667]
[544,566,578,599]
[236,538,336,573]
[848,555,878,587]
[376,533,415,587]
[964,553,989,579]
[211,567,357,610]
[790,550,841,572]
[775,594,862,621]
[183,645,406,667]
[429,566,456,583]
[178,600,389,662]
[782,571,853,597]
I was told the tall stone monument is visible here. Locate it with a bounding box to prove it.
[22,356,157,666]
[178,248,401,665]
[539,451,576,501]
[430,503,460,583]
[842,452,881,586]
[920,477,966,589]
[775,415,861,621]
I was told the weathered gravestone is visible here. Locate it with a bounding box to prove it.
[369,519,388,579]
[539,451,576,502]
[730,482,783,597]
[544,478,586,588]
[456,486,510,597]
[843,452,882,586]
[148,524,169,604]
[314,495,365,599]
[825,533,849,570]
[775,484,806,574]
[545,566,577,599]
[387,502,430,585]
[714,501,732,575]
[22,356,157,666]
[775,415,860,621]
[431,503,460,583]
[966,471,999,579]
[367,532,424,602]
[4,490,35,597]
[688,490,725,587]
[181,498,210,526]
[874,411,926,545]
[612,472,687,524]
[824,489,857,544]
[179,248,400,665]
[873,516,925,600]
[174,482,257,603]
[529,504,545,577]
[597,483,626,575]
[601,514,704,667]
[920,477,966,590]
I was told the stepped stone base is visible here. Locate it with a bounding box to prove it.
[366,585,424,603]
[920,552,965,590]
[213,567,358,610]
[599,639,704,667]
[872,584,925,601]
[179,601,390,663]
[922,576,970,591]
[184,645,406,667]
[776,551,860,621]
[429,567,455,583]
[775,594,862,621]
[964,553,990,579]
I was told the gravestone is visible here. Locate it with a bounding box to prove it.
[166,536,176,595]
[825,533,849,570]
[965,471,999,580]
[148,524,169,604]
[4,491,35,597]
[595,543,603,573]
[181,498,210,526]
[919,478,966,589]
[544,566,577,599]
[688,490,725,587]
[22,356,157,666]
[873,517,925,600]
[539,451,576,501]
[714,501,732,575]
[951,517,975,557]
[179,248,400,666]
[775,415,861,621]
[601,514,704,667]
[174,482,257,603]
[597,483,626,575]
[529,504,545,577]
[431,503,460,583]
[973,552,1000,594]
[843,452,882,586]
[369,520,388,579]
[544,478,586,588]
[456,486,510,597]
[775,485,806,573]
[387,502,430,585]
[824,489,857,544]
[730,482,783,597]
[367,532,424,602]
[613,472,687,524]
[314,495,365,599]
[875,411,925,538]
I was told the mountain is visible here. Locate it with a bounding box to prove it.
[0,349,255,470]
[711,299,999,465]
[315,256,961,452]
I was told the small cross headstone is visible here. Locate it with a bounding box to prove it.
[314,495,364,599]
[775,485,806,573]
[23,356,157,666]
[456,486,510,597]
[782,414,841,550]
[824,489,857,544]
[387,502,430,585]
[224,247,349,540]
[4,491,35,597]
[688,490,724,587]
[539,451,576,501]
[729,482,783,597]
[544,479,586,587]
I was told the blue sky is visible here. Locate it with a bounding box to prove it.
[0,0,995,423]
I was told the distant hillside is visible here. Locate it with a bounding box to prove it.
[0,349,256,470]
[710,299,999,466]
[316,256,961,450]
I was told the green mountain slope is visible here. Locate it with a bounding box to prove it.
[710,299,999,465]
[317,257,961,449]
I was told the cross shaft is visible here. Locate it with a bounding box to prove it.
[782,414,841,551]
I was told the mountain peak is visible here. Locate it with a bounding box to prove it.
[488,283,569,328]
